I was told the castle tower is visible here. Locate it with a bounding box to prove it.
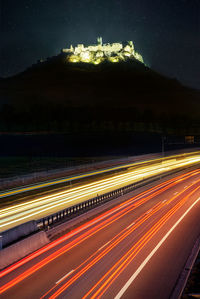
[97,37,103,46]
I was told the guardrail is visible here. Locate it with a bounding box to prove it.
[1,164,197,251]
[37,166,189,230]
[1,148,199,194]
[0,153,160,192]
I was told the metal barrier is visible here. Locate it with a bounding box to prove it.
[36,164,196,231]
[37,174,164,230]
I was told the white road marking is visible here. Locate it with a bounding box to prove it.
[98,241,111,251]
[115,197,200,299]
[146,209,152,214]
[162,200,167,203]
[56,270,74,284]
[174,192,178,195]
[126,222,135,230]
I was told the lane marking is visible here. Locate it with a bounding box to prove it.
[80,187,198,299]
[146,209,152,214]
[42,202,165,299]
[0,171,198,292]
[115,197,200,299]
[56,270,74,284]
[174,192,178,195]
[98,241,111,251]
[0,176,183,280]
[126,222,135,230]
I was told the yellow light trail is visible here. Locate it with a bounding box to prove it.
[1,152,199,200]
[47,181,200,299]
[0,170,197,295]
[0,154,200,232]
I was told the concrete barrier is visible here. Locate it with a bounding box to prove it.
[0,231,49,270]
[2,221,38,248]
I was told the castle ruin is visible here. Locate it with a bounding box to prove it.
[62,37,144,65]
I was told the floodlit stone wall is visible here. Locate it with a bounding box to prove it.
[62,37,144,65]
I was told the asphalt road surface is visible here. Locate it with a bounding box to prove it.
[0,169,200,299]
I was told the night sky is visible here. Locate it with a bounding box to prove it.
[1,0,200,88]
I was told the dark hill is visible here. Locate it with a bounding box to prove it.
[0,54,200,134]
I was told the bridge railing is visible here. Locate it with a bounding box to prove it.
[37,166,186,230]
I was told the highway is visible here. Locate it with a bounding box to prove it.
[1,154,200,232]
[1,151,199,200]
[0,169,200,298]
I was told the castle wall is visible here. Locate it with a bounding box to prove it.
[62,38,144,64]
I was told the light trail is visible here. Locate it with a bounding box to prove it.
[114,198,200,299]
[82,187,200,299]
[44,181,200,299]
[0,157,157,199]
[0,193,169,294]
[1,151,199,200]
[0,171,190,280]
[1,155,200,231]
[0,163,168,218]
[0,171,196,294]
[42,202,164,299]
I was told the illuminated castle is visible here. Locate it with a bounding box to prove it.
[62,37,144,65]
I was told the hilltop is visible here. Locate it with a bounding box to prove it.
[0,49,200,135]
